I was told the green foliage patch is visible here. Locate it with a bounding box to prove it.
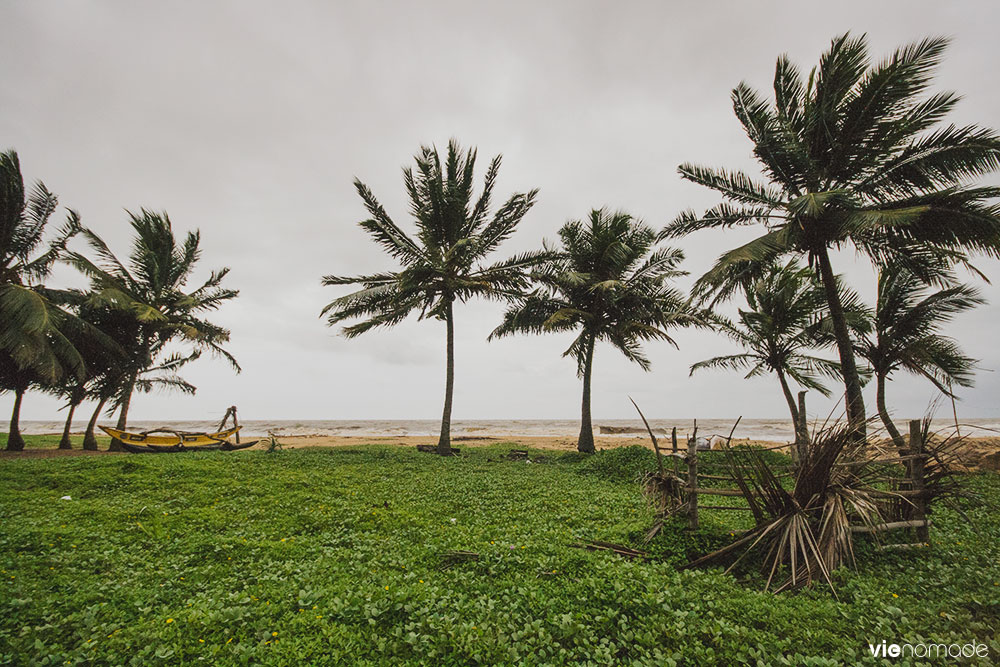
[0,440,997,665]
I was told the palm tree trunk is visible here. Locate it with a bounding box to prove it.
[5,386,26,451]
[815,245,866,439]
[776,370,806,463]
[875,372,905,452]
[58,401,79,449]
[83,397,107,451]
[578,332,597,454]
[436,300,455,456]
[109,374,137,452]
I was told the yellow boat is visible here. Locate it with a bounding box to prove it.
[100,406,257,453]
[101,425,241,446]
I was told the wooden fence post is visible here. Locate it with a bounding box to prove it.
[796,391,808,463]
[671,427,679,475]
[687,437,699,530]
[909,419,929,542]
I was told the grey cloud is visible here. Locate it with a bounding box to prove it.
[2,0,998,422]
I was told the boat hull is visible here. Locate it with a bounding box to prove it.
[118,439,258,454]
[100,426,241,446]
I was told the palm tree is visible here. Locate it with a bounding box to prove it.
[73,304,139,450]
[53,381,87,450]
[857,266,982,449]
[689,261,845,460]
[664,34,1000,439]
[0,359,34,451]
[36,293,128,449]
[66,212,240,450]
[322,140,542,455]
[490,209,697,453]
[1,149,85,450]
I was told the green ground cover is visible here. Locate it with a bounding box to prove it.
[0,438,997,665]
[1,434,110,449]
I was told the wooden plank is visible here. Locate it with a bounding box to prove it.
[693,488,746,497]
[851,519,931,534]
[861,488,929,498]
[877,543,929,551]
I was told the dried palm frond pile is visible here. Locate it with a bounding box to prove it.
[639,469,686,542]
[683,420,953,594]
[630,398,687,542]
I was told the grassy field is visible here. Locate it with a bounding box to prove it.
[0,434,112,450]
[0,437,998,666]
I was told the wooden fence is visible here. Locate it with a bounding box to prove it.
[674,419,931,543]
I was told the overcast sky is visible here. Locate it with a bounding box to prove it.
[3,1,999,424]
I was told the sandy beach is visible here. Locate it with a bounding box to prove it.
[270,434,782,452]
[0,433,781,459]
[7,432,998,470]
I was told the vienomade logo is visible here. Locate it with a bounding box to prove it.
[868,640,990,661]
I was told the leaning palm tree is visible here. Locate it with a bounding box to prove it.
[490,209,698,453]
[38,292,129,449]
[52,380,87,450]
[1,149,85,450]
[322,140,542,455]
[664,34,1000,439]
[857,266,983,449]
[690,261,845,460]
[66,212,240,450]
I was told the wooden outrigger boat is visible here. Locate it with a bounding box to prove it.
[101,406,258,453]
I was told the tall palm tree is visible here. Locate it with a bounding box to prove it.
[857,266,982,449]
[1,149,85,450]
[66,212,240,449]
[664,34,1000,439]
[322,140,542,455]
[490,209,697,453]
[689,261,846,459]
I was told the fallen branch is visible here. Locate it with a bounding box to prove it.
[571,540,650,560]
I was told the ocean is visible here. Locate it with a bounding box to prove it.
[17,417,1000,442]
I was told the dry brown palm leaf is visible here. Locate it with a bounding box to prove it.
[630,397,688,541]
[689,420,897,593]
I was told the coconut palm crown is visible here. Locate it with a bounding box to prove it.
[490,208,699,453]
[1,149,85,450]
[322,140,543,455]
[0,150,84,384]
[663,34,1000,438]
[690,260,848,453]
[857,265,983,448]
